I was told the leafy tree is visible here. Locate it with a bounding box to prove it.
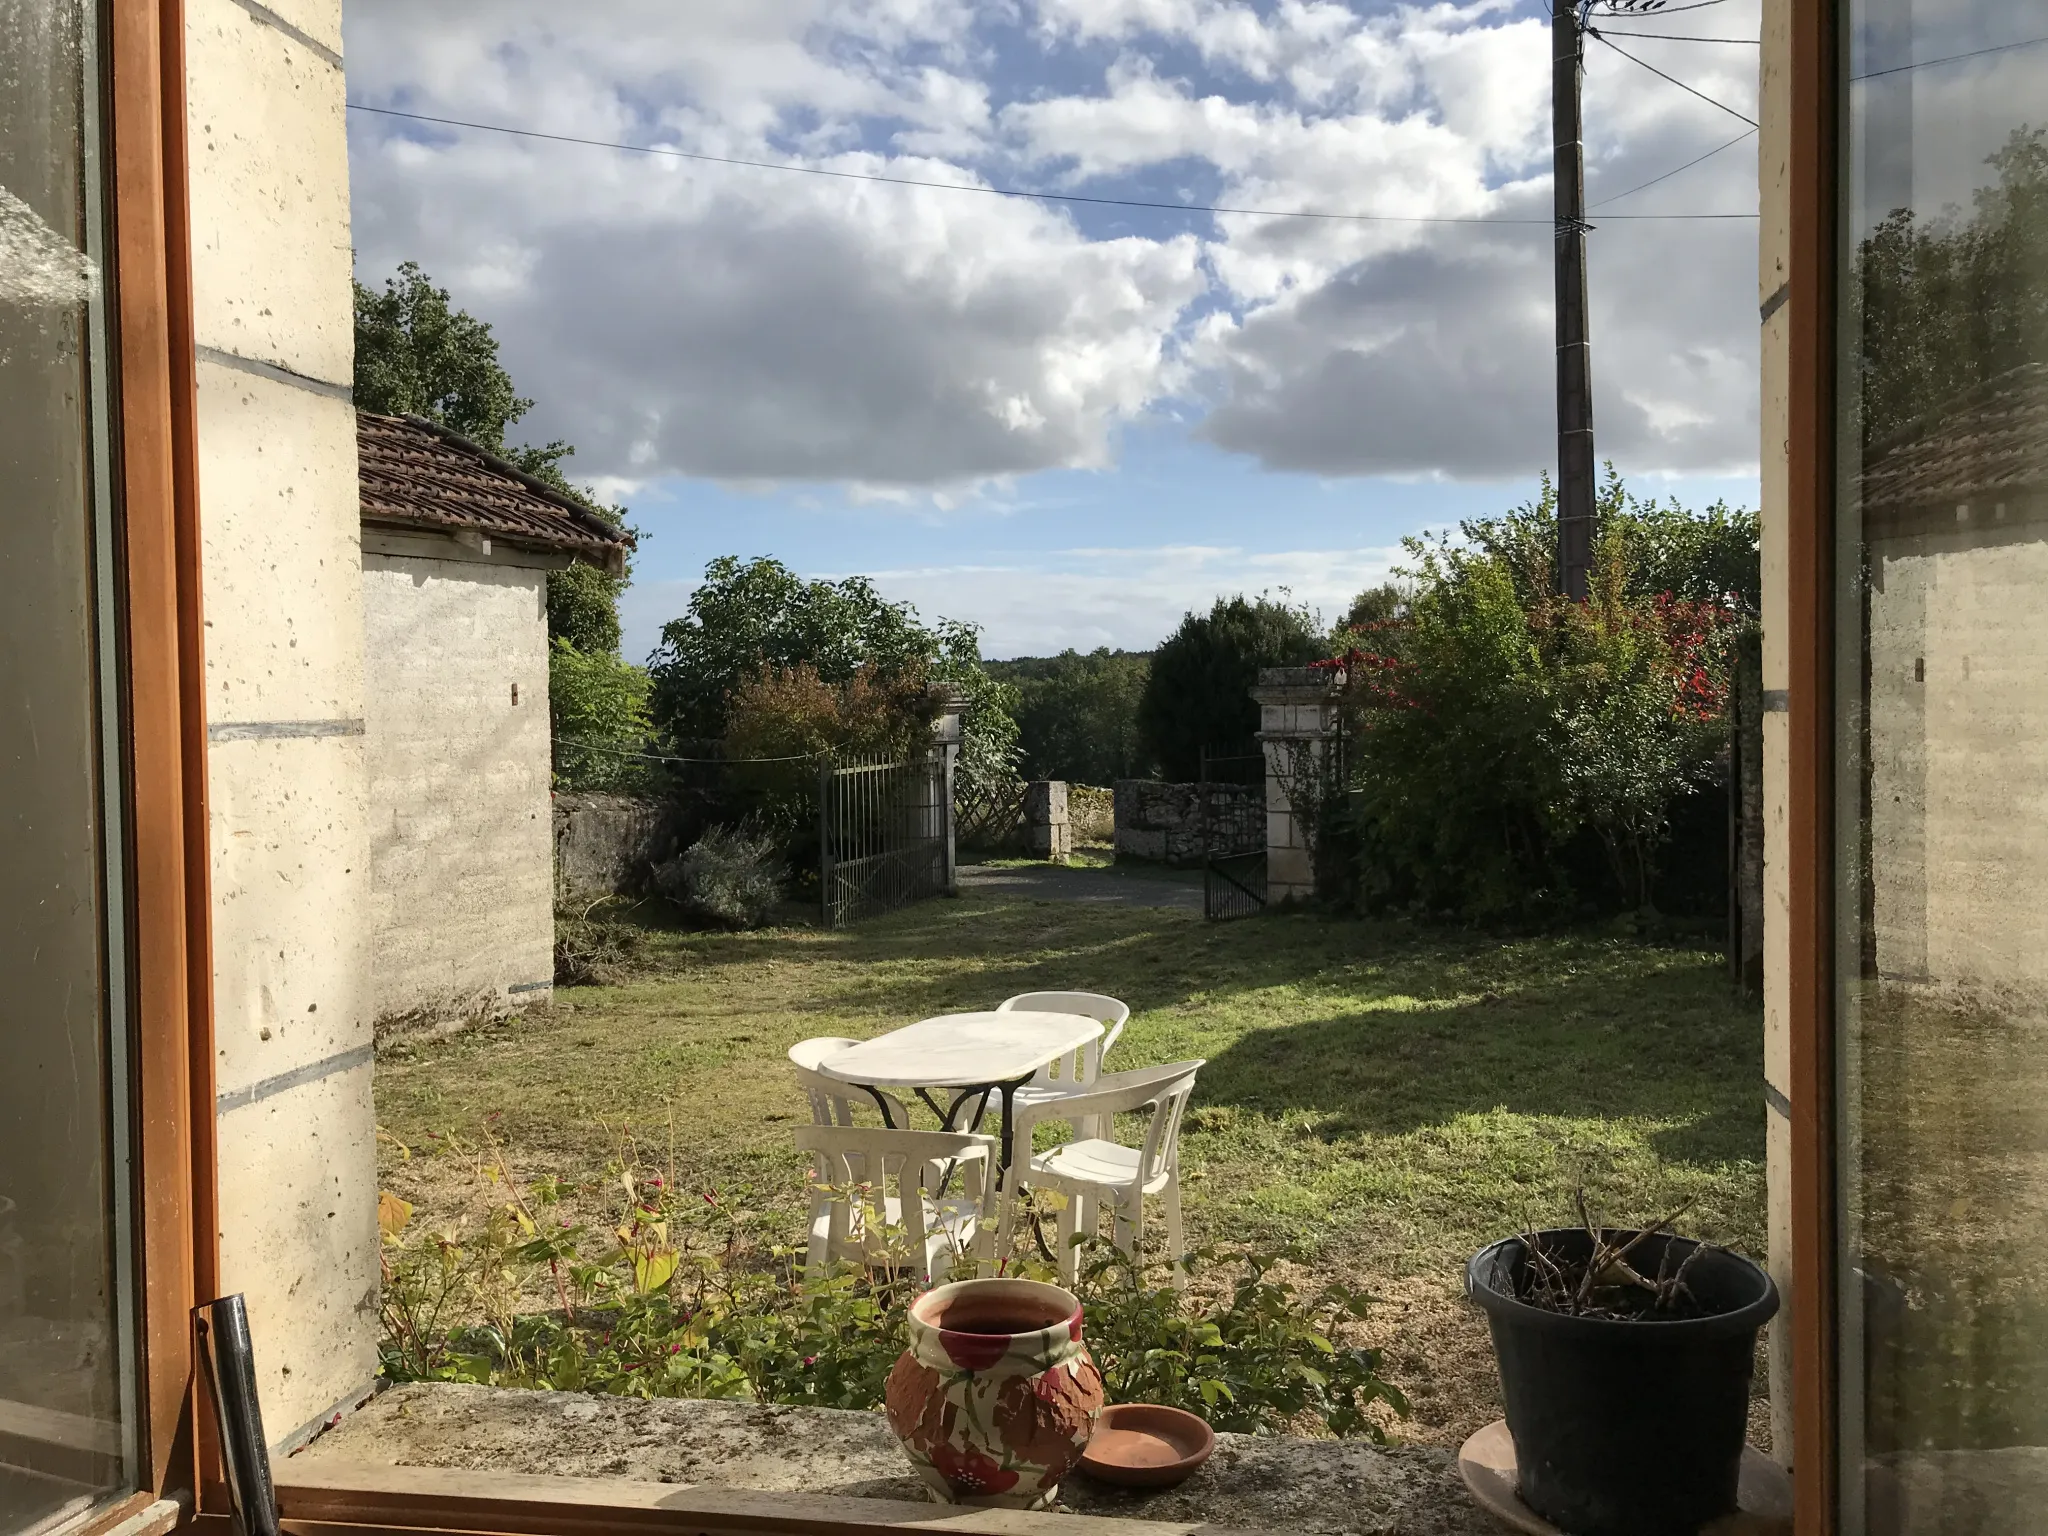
[1852,126,2048,448]
[1341,583,1412,631]
[548,639,653,792]
[352,261,636,658]
[1138,597,1324,781]
[648,556,934,742]
[648,557,1019,795]
[1414,467,1759,616]
[987,649,1153,784]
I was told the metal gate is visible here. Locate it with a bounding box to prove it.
[819,751,952,927]
[1199,749,1267,921]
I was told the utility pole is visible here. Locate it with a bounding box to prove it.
[1553,0,1596,601]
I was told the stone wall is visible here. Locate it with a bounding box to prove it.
[1865,495,2048,999]
[1113,780,1261,865]
[187,0,379,1449]
[362,554,556,1028]
[554,791,669,903]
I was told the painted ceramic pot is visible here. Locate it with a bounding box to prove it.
[884,1277,1105,1509]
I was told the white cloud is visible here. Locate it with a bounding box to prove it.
[345,0,1764,491]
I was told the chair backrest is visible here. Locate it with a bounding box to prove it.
[1014,1060,1203,1187]
[788,1037,903,1127]
[998,991,1132,1083]
[794,1125,993,1274]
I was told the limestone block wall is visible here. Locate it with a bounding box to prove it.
[1865,501,2048,996]
[185,0,378,1448]
[363,554,555,1026]
[1255,668,1343,903]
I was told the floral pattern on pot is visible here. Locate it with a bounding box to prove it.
[884,1277,1105,1509]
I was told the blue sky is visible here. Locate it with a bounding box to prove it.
[343,0,1763,659]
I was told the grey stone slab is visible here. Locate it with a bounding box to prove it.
[294,1384,1496,1536]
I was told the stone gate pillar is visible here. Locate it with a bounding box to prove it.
[1253,666,1346,903]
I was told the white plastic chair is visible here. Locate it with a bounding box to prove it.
[993,1059,1204,1288]
[996,993,1132,1133]
[795,1125,995,1285]
[788,1037,909,1127]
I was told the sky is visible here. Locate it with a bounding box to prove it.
[340,0,1764,660]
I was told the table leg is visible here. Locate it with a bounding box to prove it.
[999,1080,1021,1172]
[860,1086,898,1129]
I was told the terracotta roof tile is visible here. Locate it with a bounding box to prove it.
[357,412,634,574]
[1861,364,2048,515]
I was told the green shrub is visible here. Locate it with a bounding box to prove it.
[1339,476,1749,921]
[377,1149,1407,1435]
[549,639,654,791]
[652,826,784,928]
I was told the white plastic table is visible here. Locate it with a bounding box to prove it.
[822,1010,1105,1170]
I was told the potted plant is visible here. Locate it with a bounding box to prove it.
[1466,1207,1779,1536]
[883,1276,1104,1509]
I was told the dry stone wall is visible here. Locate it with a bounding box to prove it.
[1112,780,1261,865]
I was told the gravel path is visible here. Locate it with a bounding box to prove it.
[957,862,1204,911]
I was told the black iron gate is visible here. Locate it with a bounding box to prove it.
[819,751,952,927]
[1199,748,1267,921]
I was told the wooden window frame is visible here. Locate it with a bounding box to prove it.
[99,0,1843,1532]
[1784,0,1840,1531]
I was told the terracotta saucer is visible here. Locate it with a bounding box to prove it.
[1078,1404,1216,1489]
[1457,1420,1793,1536]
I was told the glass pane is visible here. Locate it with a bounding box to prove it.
[0,0,136,1530]
[1835,0,2048,1527]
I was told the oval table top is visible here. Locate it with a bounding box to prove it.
[821,1010,1104,1089]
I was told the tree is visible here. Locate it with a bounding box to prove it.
[548,638,653,792]
[352,261,635,657]
[1851,125,2048,448]
[647,556,1020,794]
[1138,596,1324,781]
[1407,467,1759,618]
[987,649,1153,784]
[1342,583,1411,631]
[648,556,934,743]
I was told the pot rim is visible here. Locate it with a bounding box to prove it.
[1467,1229,1780,1338]
[910,1276,1083,1353]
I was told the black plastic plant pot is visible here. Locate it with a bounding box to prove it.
[1466,1229,1779,1536]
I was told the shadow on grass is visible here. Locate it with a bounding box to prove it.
[1194,968,1758,1150]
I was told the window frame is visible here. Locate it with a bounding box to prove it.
[1781,0,1841,1531]
[94,0,1848,1531]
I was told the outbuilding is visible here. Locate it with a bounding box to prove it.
[356,411,632,1030]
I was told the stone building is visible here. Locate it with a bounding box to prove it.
[356,412,633,1028]
[1857,365,2048,997]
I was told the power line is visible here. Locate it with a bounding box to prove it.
[553,738,823,765]
[1587,31,1760,127]
[346,102,1756,223]
[1588,125,1755,208]
[1593,29,1757,43]
[1593,0,1733,14]
[1851,33,2048,82]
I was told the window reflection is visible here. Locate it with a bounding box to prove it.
[1838,2,2048,1530]
[0,0,135,1530]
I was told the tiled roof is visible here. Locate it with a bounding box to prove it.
[357,412,634,574]
[1861,364,2048,515]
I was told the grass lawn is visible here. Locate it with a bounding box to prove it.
[376,870,1764,1447]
